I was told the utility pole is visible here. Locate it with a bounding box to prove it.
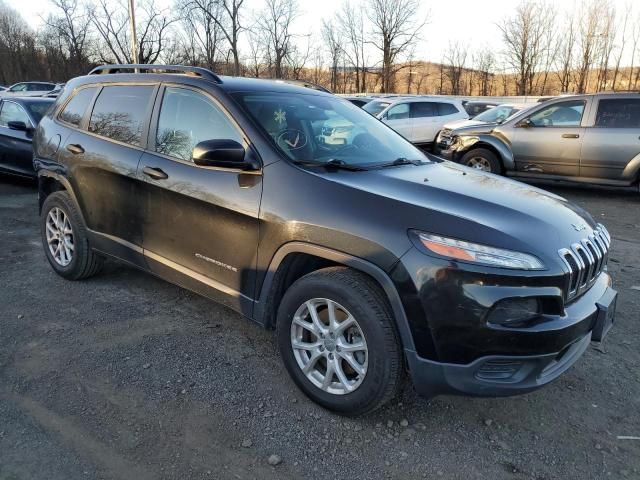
[128,0,139,65]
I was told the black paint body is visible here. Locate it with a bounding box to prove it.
[34,72,616,398]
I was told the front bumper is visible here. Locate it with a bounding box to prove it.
[406,330,592,397]
[393,248,616,397]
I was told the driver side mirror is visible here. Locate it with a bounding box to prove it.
[516,118,533,128]
[8,120,30,132]
[192,139,259,171]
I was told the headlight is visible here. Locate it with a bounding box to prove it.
[415,232,545,270]
[487,298,541,326]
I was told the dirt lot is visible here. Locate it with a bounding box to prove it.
[0,175,639,480]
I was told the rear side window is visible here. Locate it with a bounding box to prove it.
[411,102,437,118]
[155,87,242,161]
[595,99,640,128]
[0,102,30,126]
[89,85,154,146]
[59,87,97,127]
[437,103,459,115]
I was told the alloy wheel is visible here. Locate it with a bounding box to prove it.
[466,156,492,171]
[45,207,74,266]
[290,298,368,395]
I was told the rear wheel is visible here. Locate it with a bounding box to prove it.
[460,148,501,174]
[41,191,103,280]
[277,267,403,415]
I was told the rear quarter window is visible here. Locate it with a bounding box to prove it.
[88,85,154,146]
[595,99,640,128]
[437,103,459,115]
[59,87,98,127]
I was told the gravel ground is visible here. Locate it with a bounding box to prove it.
[1,175,639,480]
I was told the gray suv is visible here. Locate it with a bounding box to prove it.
[437,93,640,187]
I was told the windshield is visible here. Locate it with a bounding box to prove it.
[362,100,391,117]
[233,92,428,167]
[25,102,53,123]
[473,105,519,123]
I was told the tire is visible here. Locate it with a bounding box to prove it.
[276,267,403,416]
[41,191,103,280]
[460,148,501,174]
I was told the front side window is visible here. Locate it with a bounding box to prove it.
[437,103,459,115]
[528,100,585,127]
[59,87,98,127]
[233,92,428,167]
[155,87,243,162]
[411,102,436,118]
[385,103,409,120]
[88,85,154,146]
[0,102,30,127]
[595,99,640,128]
[362,100,391,117]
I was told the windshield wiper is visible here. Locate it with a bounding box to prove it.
[293,158,367,171]
[375,157,427,168]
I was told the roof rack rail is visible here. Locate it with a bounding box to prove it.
[275,79,331,94]
[88,64,222,84]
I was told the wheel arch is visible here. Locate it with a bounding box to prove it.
[458,135,515,171]
[254,242,416,352]
[37,171,74,214]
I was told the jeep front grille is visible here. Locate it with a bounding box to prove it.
[558,224,611,301]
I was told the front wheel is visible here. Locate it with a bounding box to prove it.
[276,267,403,416]
[460,148,501,174]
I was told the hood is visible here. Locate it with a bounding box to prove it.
[328,161,597,268]
[442,119,496,135]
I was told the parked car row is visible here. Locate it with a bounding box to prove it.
[435,93,640,187]
[28,64,617,415]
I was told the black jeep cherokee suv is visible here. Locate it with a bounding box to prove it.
[34,65,617,415]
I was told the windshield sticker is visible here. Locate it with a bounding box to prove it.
[274,108,286,125]
[277,129,307,150]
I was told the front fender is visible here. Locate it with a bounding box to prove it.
[253,241,416,353]
[453,134,515,170]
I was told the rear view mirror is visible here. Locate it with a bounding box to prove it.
[192,139,258,171]
[516,118,533,128]
[8,120,29,131]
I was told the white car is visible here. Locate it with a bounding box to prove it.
[363,97,468,147]
[0,82,58,97]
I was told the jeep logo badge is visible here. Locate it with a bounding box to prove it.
[572,223,586,232]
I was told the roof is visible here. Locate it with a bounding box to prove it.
[82,64,332,96]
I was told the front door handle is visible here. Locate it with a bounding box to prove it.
[562,133,580,139]
[143,166,168,180]
[66,144,84,154]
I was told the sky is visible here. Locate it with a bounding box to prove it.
[8,0,639,66]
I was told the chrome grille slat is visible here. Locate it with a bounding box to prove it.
[558,224,611,301]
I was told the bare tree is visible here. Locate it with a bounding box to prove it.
[175,0,223,70]
[42,0,92,78]
[498,0,553,95]
[473,49,496,96]
[322,19,342,92]
[554,11,577,93]
[91,0,174,64]
[576,0,607,93]
[611,3,632,90]
[185,0,244,75]
[367,0,426,93]
[254,0,298,78]
[338,1,367,92]
[443,42,467,95]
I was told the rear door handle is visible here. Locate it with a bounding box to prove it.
[142,166,168,180]
[562,133,580,139]
[66,144,84,154]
